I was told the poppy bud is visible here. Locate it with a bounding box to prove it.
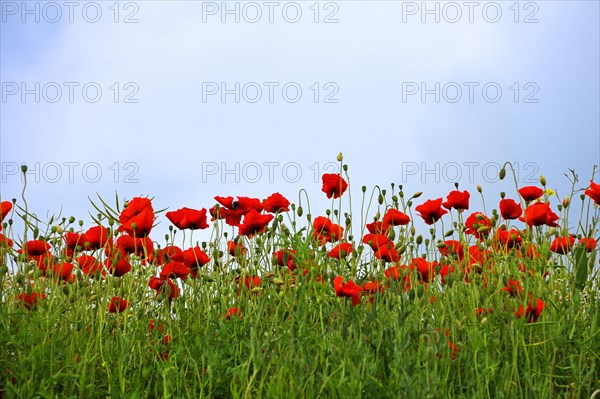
[272,278,285,285]
[413,192,423,199]
[499,168,506,180]
[562,196,570,208]
[477,185,482,193]
[416,235,423,245]
[297,206,303,217]
[378,194,384,205]
[540,175,547,186]
[21,164,28,173]
[337,152,343,162]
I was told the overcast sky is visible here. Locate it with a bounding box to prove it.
[1,1,599,244]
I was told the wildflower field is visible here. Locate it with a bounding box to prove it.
[1,158,599,398]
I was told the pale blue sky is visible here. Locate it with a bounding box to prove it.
[1,1,599,243]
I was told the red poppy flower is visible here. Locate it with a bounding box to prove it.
[313,216,344,245]
[21,239,51,257]
[328,242,354,259]
[515,298,545,323]
[237,275,262,290]
[228,241,247,257]
[64,231,85,252]
[151,245,183,266]
[410,257,436,283]
[584,180,600,205]
[0,233,13,247]
[118,197,155,237]
[384,265,412,291]
[210,206,245,227]
[495,228,522,249]
[148,277,180,300]
[237,196,264,213]
[76,254,105,276]
[518,186,544,202]
[499,198,522,220]
[116,235,154,257]
[29,253,53,274]
[18,292,46,310]
[160,261,191,280]
[170,246,210,270]
[322,173,348,199]
[442,190,470,211]
[225,307,241,320]
[214,196,235,208]
[108,296,129,313]
[166,207,209,230]
[579,237,598,252]
[50,262,75,281]
[439,263,454,284]
[550,236,575,254]
[1,201,12,222]
[438,240,464,261]
[83,226,111,250]
[104,255,132,277]
[238,209,274,237]
[262,193,290,213]
[520,202,559,227]
[374,244,400,262]
[365,221,387,235]
[273,249,296,269]
[333,276,361,306]
[466,245,491,268]
[362,233,391,251]
[415,198,447,225]
[502,279,523,297]
[464,212,492,239]
[361,280,384,295]
[382,209,410,230]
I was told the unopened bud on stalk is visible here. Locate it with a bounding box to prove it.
[562,196,570,208]
[437,241,447,249]
[21,164,28,173]
[499,168,506,180]
[416,235,423,245]
[297,206,303,217]
[412,192,423,199]
[477,226,491,234]
[337,153,343,162]
[410,226,416,236]
[540,175,546,186]
[477,185,483,193]
[378,194,384,205]
[444,230,454,237]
